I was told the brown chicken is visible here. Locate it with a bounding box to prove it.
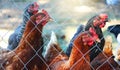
[66,13,108,62]
[114,48,120,66]
[48,27,100,70]
[1,9,51,70]
[44,31,64,64]
[91,35,120,70]
[103,36,113,57]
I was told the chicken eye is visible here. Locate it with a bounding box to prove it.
[82,34,90,42]
[31,4,34,7]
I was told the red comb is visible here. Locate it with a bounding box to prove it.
[99,13,108,19]
[34,2,39,9]
[34,2,38,6]
[89,27,95,34]
[42,9,49,16]
[89,27,98,40]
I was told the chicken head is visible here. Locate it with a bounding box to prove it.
[35,9,52,26]
[81,27,100,46]
[93,13,108,28]
[28,2,39,14]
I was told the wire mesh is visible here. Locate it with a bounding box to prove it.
[0,0,120,70]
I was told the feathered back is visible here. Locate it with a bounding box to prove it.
[66,24,85,56]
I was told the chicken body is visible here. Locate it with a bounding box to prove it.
[66,14,108,61]
[49,28,99,70]
[1,10,51,70]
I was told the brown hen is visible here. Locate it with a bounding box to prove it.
[49,28,100,70]
[1,9,51,70]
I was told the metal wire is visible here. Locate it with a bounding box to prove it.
[0,0,119,70]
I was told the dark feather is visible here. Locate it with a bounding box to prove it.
[107,24,120,38]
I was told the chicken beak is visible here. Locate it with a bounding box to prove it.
[49,18,53,22]
[104,17,109,22]
[105,18,109,22]
[96,38,101,43]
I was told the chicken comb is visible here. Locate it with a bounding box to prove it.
[89,27,96,35]
[42,9,49,16]
[89,27,100,42]
[99,13,108,20]
[28,2,39,14]
[34,2,39,7]
[33,2,39,10]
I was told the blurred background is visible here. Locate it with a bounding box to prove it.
[0,0,120,53]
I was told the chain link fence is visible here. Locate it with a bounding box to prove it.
[0,0,120,70]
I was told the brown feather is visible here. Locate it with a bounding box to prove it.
[1,11,51,70]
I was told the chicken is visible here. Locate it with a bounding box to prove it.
[1,9,52,70]
[66,24,85,56]
[44,31,64,64]
[107,24,120,38]
[113,33,120,64]
[103,36,113,57]
[48,27,100,70]
[91,36,120,70]
[114,48,120,65]
[7,2,39,50]
[108,24,120,64]
[66,13,108,61]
